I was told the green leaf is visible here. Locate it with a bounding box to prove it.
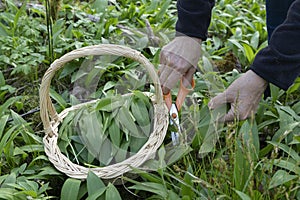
[242,43,254,63]
[233,120,259,191]
[78,109,104,158]
[50,88,68,109]
[131,99,150,135]
[12,1,27,35]
[0,22,9,36]
[269,170,298,189]
[286,77,300,94]
[0,188,17,200]
[103,81,115,91]
[234,190,251,200]
[273,159,300,175]
[250,31,260,49]
[181,166,195,198]
[95,96,124,112]
[99,138,113,165]
[0,71,5,86]
[0,125,19,158]
[108,120,121,147]
[130,182,168,198]
[0,97,18,116]
[61,178,81,200]
[129,136,147,153]
[115,106,141,138]
[228,38,245,54]
[2,173,16,188]
[114,140,130,163]
[87,171,106,198]
[166,145,192,165]
[0,115,9,139]
[105,183,121,200]
[268,141,300,162]
[155,0,172,21]
[92,0,108,13]
[10,110,34,144]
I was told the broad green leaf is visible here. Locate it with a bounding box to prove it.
[286,77,300,94]
[0,71,5,86]
[99,138,113,166]
[131,99,150,131]
[278,106,300,121]
[269,170,298,189]
[103,81,115,91]
[115,106,141,138]
[250,31,260,49]
[166,145,192,165]
[92,0,108,13]
[105,183,121,200]
[198,125,219,156]
[168,190,181,200]
[234,120,259,191]
[78,110,104,158]
[273,159,300,175]
[268,141,300,162]
[132,90,151,104]
[10,110,34,144]
[0,97,18,116]
[50,88,68,109]
[108,120,121,147]
[0,22,9,36]
[95,96,124,112]
[37,167,62,176]
[59,62,78,79]
[114,141,130,163]
[87,171,106,198]
[61,178,81,200]
[129,136,147,153]
[2,173,16,188]
[129,167,162,183]
[0,125,19,157]
[155,0,172,21]
[228,39,245,54]
[242,43,254,63]
[0,188,17,200]
[292,100,300,115]
[234,190,251,200]
[181,166,195,198]
[38,182,50,196]
[129,182,168,198]
[12,1,26,35]
[240,120,260,160]
[0,115,9,138]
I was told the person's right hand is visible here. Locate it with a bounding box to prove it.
[208,70,268,122]
[159,36,202,94]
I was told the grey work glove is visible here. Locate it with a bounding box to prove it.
[159,36,202,94]
[208,70,268,122]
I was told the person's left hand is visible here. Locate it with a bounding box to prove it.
[208,70,268,122]
[159,36,201,94]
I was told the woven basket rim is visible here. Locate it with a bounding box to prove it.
[39,44,168,179]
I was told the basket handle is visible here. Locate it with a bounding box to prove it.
[39,44,163,137]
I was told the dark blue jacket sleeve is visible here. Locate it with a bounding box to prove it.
[175,0,215,40]
[251,0,300,90]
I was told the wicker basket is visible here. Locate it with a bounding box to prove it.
[39,44,169,179]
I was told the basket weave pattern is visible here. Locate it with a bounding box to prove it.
[39,44,168,179]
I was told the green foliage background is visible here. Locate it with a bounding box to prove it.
[0,0,299,199]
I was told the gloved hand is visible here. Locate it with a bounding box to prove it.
[159,36,202,94]
[208,70,268,122]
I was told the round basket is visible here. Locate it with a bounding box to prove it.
[39,44,169,179]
